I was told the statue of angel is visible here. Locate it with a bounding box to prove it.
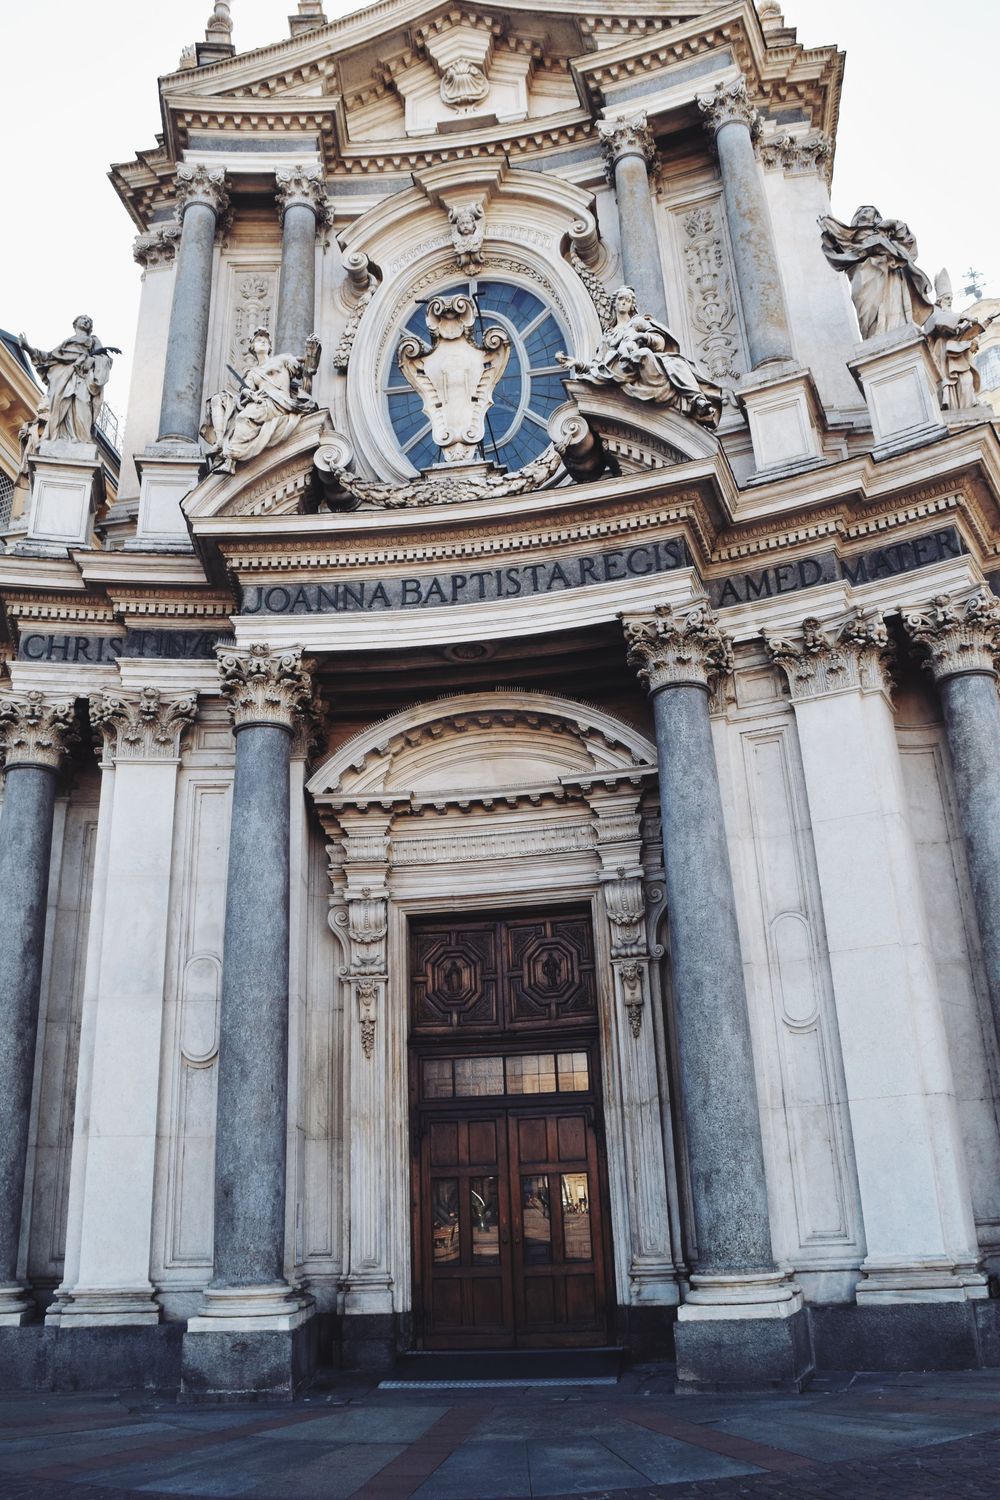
[448,202,485,273]
[18,316,119,445]
[557,286,722,428]
[201,327,319,474]
[397,295,510,463]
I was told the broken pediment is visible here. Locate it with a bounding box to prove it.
[183,407,338,519]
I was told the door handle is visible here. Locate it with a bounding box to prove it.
[501,1231,510,1245]
[513,1235,522,1245]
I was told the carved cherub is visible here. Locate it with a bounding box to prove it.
[448,201,485,273]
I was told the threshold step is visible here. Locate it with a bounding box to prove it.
[378,1347,623,1389]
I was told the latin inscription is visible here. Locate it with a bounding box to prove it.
[17,629,221,664]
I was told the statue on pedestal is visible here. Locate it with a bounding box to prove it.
[818,206,936,339]
[201,327,320,474]
[557,286,722,428]
[397,295,511,463]
[18,316,118,445]
[922,270,995,411]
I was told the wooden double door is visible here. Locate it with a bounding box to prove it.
[409,911,614,1349]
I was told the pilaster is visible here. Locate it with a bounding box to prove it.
[48,684,198,1328]
[765,610,987,1305]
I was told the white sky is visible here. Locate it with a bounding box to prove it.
[1,0,997,416]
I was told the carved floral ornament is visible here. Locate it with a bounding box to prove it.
[901,591,1000,681]
[216,642,315,730]
[0,692,77,771]
[621,602,735,694]
[763,608,893,701]
[90,687,197,760]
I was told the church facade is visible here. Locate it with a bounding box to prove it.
[2,0,1000,1399]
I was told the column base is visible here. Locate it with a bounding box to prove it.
[0,1282,36,1327]
[45,1288,161,1327]
[674,1272,814,1391]
[186,1282,312,1333]
[855,1258,989,1305]
[182,1300,319,1402]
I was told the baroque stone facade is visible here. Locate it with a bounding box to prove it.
[1,0,1000,1403]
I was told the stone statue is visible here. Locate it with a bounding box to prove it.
[397,295,511,464]
[923,270,995,411]
[818,206,936,340]
[440,58,489,108]
[448,201,485,273]
[201,327,319,474]
[557,286,722,429]
[18,316,118,446]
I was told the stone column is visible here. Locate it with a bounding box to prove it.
[902,591,1000,1050]
[49,686,197,1328]
[698,78,793,370]
[273,165,329,358]
[157,164,230,444]
[597,114,668,324]
[765,611,986,1324]
[0,692,76,1324]
[184,645,315,1399]
[623,604,811,1389]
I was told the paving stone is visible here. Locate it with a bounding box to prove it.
[601,1425,761,1485]
[526,1438,648,1495]
[409,1437,531,1498]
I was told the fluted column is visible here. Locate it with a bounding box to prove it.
[698,78,792,370]
[157,164,230,443]
[0,693,76,1323]
[903,591,1000,1051]
[274,165,329,358]
[597,114,668,323]
[197,644,314,1321]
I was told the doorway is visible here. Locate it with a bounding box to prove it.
[409,910,614,1348]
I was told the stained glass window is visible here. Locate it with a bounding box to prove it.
[384,279,570,473]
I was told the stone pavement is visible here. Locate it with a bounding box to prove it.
[2,1366,1000,1499]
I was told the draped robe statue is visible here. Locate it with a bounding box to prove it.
[202,328,319,474]
[18,316,114,445]
[558,286,722,428]
[819,206,936,340]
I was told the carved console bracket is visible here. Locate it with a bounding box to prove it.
[326,809,391,1062]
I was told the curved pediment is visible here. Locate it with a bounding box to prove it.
[307,690,656,808]
[183,408,338,519]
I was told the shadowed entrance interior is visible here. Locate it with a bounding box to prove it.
[409,910,614,1349]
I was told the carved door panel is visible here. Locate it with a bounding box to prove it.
[417,1111,515,1349]
[508,1106,609,1346]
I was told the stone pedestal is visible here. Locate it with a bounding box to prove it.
[22,444,102,553]
[848,329,947,460]
[737,366,825,481]
[132,446,201,549]
[675,1273,813,1391]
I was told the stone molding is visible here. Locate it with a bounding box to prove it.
[175,163,230,220]
[133,224,182,268]
[622,602,735,694]
[216,642,314,731]
[697,77,762,143]
[901,590,1000,682]
[0,691,77,771]
[759,131,833,180]
[597,113,659,181]
[90,686,197,761]
[764,608,893,701]
[274,164,332,226]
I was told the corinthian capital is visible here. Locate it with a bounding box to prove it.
[764,608,892,700]
[901,591,1000,682]
[133,223,182,268]
[622,602,734,693]
[217,642,314,731]
[0,692,77,771]
[697,77,762,142]
[175,163,230,220]
[275,164,331,226]
[90,686,197,761]
[597,113,659,180]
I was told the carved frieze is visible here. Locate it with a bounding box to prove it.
[622,602,735,694]
[0,692,77,771]
[90,686,198,760]
[765,608,894,700]
[679,203,741,384]
[216,642,314,730]
[901,590,1000,681]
